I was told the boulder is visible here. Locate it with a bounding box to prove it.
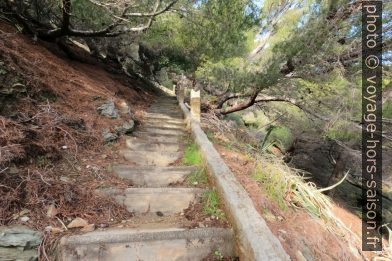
[67,217,89,229]
[0,247,39,261]
[114,120,135,135]
[0,225,42,261]
[97,99,119,119]
[103,129,118,143]
[0,225,42,248]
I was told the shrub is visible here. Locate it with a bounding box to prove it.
[324,120,361,146]
[261,125,294,153]
[224,112,244,126]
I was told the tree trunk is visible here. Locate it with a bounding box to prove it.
[214,89,260,115]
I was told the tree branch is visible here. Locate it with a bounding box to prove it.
[124,0,178,17]
[214,89,261,115]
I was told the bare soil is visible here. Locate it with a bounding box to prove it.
[214,144,372,261]
[0,21,154,256]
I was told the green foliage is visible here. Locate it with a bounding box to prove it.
[179,0,258,61]
[384,101,392,119]
[324,120,361,145]
[261,125,294,153]
[224,113,244,126]
[252,157,347,230]
[202,189,225,219]
[144,0,258,73]
[214,250,224,260]
[71,0,112,29]
[183,142,203,166]
[252,162,288,210]
[242,110,270,128]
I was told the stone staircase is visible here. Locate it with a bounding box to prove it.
[58,96,235,260]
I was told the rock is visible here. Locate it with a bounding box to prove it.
[45,226,63,234]
[67,217,88,229]
[12,209,30,220]
[114,120,135,135]
[0,247,39,261]
[20,216,30,222]
[80,224,95,232]
[96,99,119,118]
[0,225,42,248]
[46,204,58,218]
[103,129,118,143]
[9,167,20,174]
[118,100,131,115]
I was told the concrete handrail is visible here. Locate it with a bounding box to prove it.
[177,88,289,261]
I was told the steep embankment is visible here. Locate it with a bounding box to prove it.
[0,21,153,256]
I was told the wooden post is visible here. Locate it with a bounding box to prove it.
[177,86,185,103]
[190,89,201,122]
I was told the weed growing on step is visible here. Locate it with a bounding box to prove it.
[186,168,208,186]
[183,142,203,166]
[202,189,225,220]
[214,249,224,260]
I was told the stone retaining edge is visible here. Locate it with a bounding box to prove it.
[179,102,290,261]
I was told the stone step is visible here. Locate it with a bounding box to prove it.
[146,113,184,119]
[141,127,185,136]
[148,106,181,110]
[147,110,182,115]
[154,99,178,104]
[150,104,178,108]
[58,227,234,261]
[155,97,177,101]
[113,165,197,187]
[120,149,182,166]
[100,187,204,215]
[144,117,185,126]
[125,138,182,152]
[143,121,185,129]
[150,102,179,105]
[145,113,183,120]
[149,103,180,107]
[133,132,182,143]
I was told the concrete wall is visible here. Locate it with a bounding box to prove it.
[178,101,289,261]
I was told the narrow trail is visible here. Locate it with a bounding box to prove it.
[58,96,234,260]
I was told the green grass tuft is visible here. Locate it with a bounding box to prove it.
[202,189,225,219]
[324,120,361,145]
[187,168,209,186]
[252,162,289,210]
[252,156,350,233]
[183,142,203,166]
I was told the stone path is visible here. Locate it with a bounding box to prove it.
[59,96,234,260]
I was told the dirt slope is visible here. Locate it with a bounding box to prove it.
[0,21,154,255]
